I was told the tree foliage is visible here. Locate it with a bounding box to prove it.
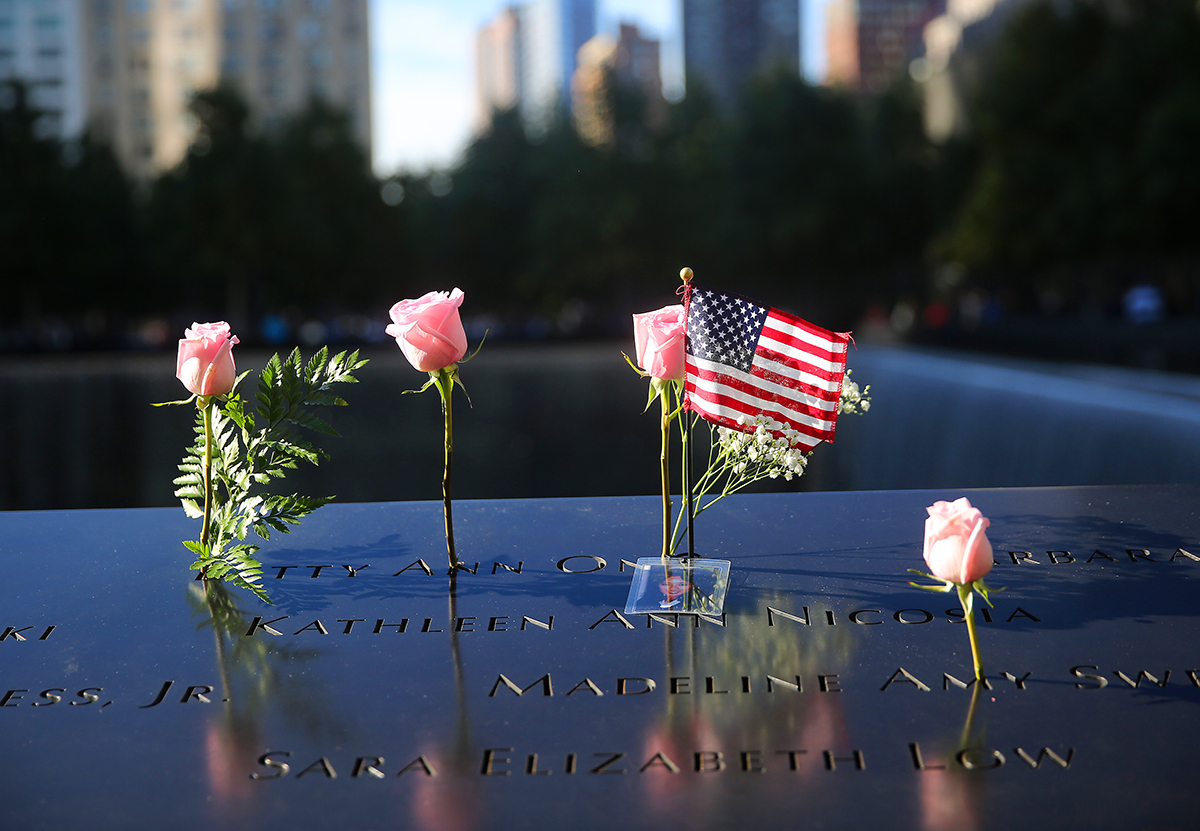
[6,1,1200,346]
[942,0,1200,270]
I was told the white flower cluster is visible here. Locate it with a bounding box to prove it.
[717,414,810,482]
[837,369,871,415]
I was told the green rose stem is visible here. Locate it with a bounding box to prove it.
[658,383,672,564]
[958,583,985,681]
[433,367,458,571]
[199,396,214,557]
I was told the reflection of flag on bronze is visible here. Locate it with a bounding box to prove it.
[684,284,849,452]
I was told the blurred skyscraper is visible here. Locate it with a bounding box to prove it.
[475,5,523,130]
[1,0,370,179]
[824,0,945,93]
[572,22,664,147]
[681,0,802,111]
[0,0,88,140]
[918,0,1032,139]
[217,0,370,145]
[520,0,596,133]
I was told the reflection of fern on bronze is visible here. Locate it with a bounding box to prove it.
[169,348,366,601]
[188,580,275,699]
[189,579,336,809]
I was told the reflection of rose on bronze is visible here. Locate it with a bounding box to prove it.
[409,574,481,831]
[637,590,857,821]
[917,686,989,831]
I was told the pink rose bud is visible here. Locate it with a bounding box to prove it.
[923,497,994,585]
[386,288,469,373]
[632,304,686,381]
[176,321,239,397]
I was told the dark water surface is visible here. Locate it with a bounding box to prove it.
[4,343,1200,511]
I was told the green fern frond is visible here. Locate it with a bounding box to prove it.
[172,346,366,601]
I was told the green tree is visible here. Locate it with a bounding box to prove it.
[728,71,936,319]
[272,98,395,311]
[943,0,1200,273]
[145,85,278,324]
[0,81,139,332]
[147,87,396,322]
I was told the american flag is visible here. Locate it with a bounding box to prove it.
[684,284,849,452]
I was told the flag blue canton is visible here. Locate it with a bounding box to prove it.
[686,286,769,374]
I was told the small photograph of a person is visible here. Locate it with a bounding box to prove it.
[624,558,730,616]
[658,573,690,609]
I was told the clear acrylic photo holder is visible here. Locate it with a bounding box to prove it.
[624,557,730,616]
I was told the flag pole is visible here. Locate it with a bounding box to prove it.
[680,267,696,560]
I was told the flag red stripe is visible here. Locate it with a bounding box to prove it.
[750,362,840,403]
[766,307,847,345]
[684,366,837,442]
[754,344,845,386]
[688,360,838,418]
[760,322,846,366]
[687,385,836,442]
[683,388,826,451]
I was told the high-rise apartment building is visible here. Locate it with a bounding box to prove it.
[825,0,945,93]
[681,0,801,112]
[520,0,595,133]
[82,0,221,178]
[572,22,664,147]
[217,0,370,144]
[475,5,522,131]
[4,0,369,179]
[0,0,87,140]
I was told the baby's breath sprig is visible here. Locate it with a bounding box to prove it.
[837,369,871,415]
[671,376,872,554]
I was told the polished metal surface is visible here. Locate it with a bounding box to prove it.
[2,486,1198,829]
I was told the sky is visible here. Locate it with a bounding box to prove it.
[369,0,831,176]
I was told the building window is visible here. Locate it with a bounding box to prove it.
[306,46,329,68]
[297,18,320,44]
[259,21,284,42]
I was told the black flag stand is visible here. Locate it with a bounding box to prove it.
[680,266,696,562]
[684,411,695,559]
[623,267,730,618]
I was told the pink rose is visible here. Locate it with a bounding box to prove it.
[923,497,993,585]
[633,304,685,381]
[176,321,239,397]
[386,288,468,373]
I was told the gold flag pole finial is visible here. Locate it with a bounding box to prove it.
[680,267,694,284]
